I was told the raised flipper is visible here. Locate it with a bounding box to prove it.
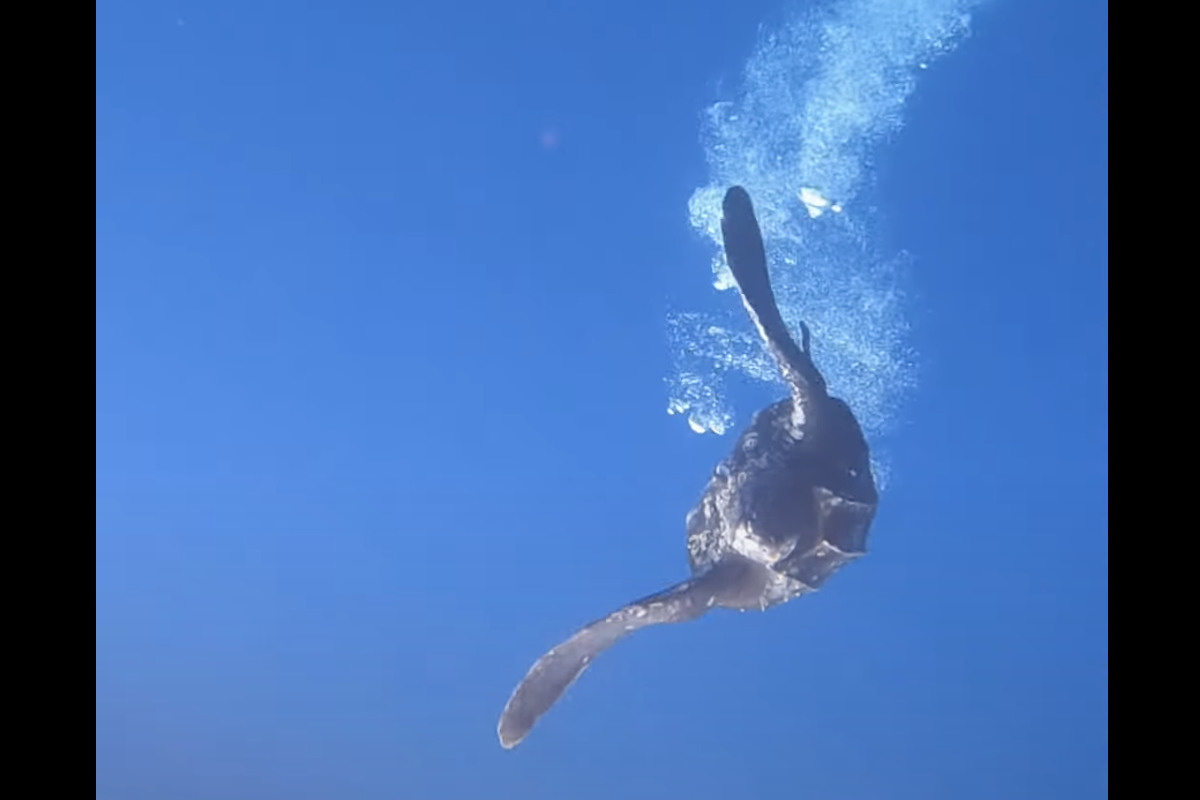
[720,186,827,401]
[496,557,772,749]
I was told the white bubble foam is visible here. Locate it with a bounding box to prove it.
[668,0,986,460]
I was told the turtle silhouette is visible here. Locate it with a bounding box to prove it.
[497,185,879,749]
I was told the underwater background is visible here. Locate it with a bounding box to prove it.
[97,0,1108,797]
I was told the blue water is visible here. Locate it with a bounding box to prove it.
[97,1,1107,797]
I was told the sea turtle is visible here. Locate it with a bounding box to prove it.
[496,186,879,749]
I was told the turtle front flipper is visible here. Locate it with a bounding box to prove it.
[720,186,827,403]
[497,558,773,749]
[496,578,707,749]
[496,578,700,748]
